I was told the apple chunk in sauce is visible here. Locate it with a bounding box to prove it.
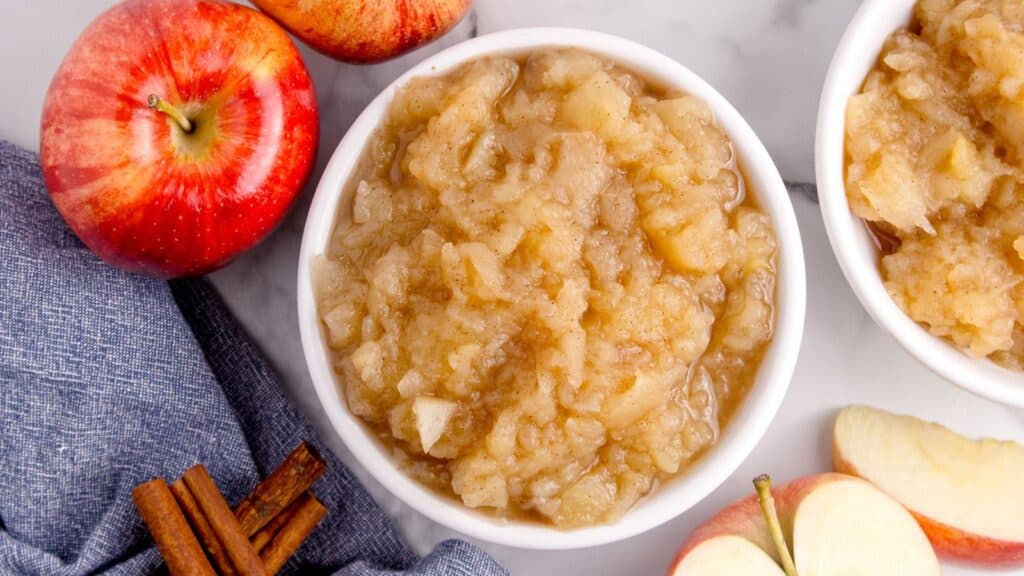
[314,49,778,528]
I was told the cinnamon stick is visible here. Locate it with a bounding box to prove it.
[170,478,237,576]
[250,492,307,552]
[131,478,216,576]
[259,493,327,575]
[234,442,327,536]
[183,465,268,576]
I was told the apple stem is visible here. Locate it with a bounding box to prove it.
[754,475,799,576]
[147,94,193,133]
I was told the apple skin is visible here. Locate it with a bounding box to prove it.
[670,474,839,571]
[250,0,473,63]
[40,0,318,278]
[834,446,1024,567]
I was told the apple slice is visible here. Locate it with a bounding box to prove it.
[834,405,1024,567]
[669,474,939,576]
[672,535,785,575]
[791,476,939,575]
[412,397,457,453]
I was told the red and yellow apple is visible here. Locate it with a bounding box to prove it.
[40,0,318,278]
[670,473,940,576]
[834,405,1024,568]
[250,0,473,63]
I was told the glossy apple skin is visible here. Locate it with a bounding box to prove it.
[834,447,1024,567]
[251,0,472,63]
[40,0,318,278]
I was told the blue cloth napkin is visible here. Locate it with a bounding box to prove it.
[0,141,508,576]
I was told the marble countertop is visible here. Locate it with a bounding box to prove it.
[2,1,1022,574]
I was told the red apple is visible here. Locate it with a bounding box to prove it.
[40,0,318,278]
[250,0,473,63]
[670,474,940,576]
[834,406,1024,567]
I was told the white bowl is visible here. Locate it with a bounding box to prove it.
[816,0,1023,406]
[298,27,806,549]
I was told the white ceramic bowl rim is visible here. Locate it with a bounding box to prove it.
[816,0,1024,407]
[298,27,807,549]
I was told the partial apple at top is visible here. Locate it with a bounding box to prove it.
[834,405,1024,568]
[251,0,473,63]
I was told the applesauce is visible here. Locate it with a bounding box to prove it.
[845,0,1024,369]
[314,49,777,527]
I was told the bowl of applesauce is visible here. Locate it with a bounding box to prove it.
[817,0,1024,406]
[298,28,806,548]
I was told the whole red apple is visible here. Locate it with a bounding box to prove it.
[40,0,318,278]
[250,0,473,63]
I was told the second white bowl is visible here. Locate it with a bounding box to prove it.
[298,27,806,549]
[816,0,1024,406]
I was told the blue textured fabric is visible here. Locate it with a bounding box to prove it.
[0,141,508,576]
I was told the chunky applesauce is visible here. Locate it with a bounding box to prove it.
[846,0,1024,369]
[314,49,777,527]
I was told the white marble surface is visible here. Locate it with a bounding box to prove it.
[2,1,1023,575]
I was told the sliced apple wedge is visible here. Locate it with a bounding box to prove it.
[792,476,939,575]
[672,535,785,575]
[834,405,1024,567]
[670,473,939,576]
[412,397,457,453]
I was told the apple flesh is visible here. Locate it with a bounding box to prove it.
[40,0,318,278]
[670,474,940,576]
[834,405,1024,567]
[673,535,784,576]
[250,0,473,63]
[412,396,456,453]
